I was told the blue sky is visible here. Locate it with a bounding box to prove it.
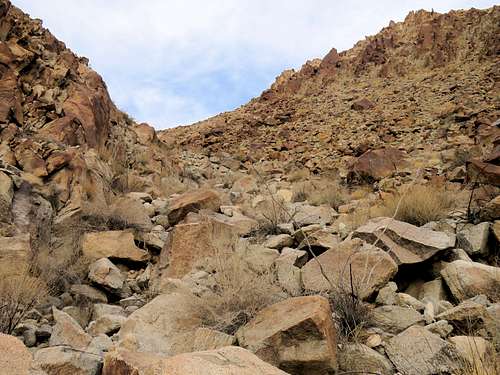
[12,1,498,129]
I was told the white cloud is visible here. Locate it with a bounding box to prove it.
[11,0,498,128]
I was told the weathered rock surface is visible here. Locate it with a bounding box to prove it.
[440,260,500,302]
[118,292,205,355]
[82,231,149,263]
[192,327,236,351]
[354,217,455,265]
[385,326,462,375]
[104,346,288,375]
[167,189,221,225]
[31,346,102,375]
[49,307,92,350]
[0,333,32,375]
[88,258,124,291]
[0,234,30,276]
[371,305,424,334]
[456,222,490,256]
[338,343,394,375]
[301,238,397,299]
[156,216,237,280]
[236,296,336,374]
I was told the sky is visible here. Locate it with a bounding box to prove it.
[12,1,498,129]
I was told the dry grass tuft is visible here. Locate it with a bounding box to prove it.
[0,272,49,334]
[374,184,456,226]
[200,252,283,335]
[292,179,349,210]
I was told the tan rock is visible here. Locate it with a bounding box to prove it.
[168,189,221,225]
[436,300,487,326]
[457,222,490,256]
[103,349,165,375]
[385,325,462,375]
[0,333,32,375]
[158,217,237,279]
[133,123,157,145]
[338,343,394,375]
[232,175,258,193]
[292,203,337,226]
[110,197,153,231]
[88,258,124,291]
[440,260,500,302]
[149,346,288,375]
[70,284,108,304]
[82,231,149,263]
[88,314,126,336]
[31,346,102,375]
[0,171,13,222]
[449,336,497,374]
[371,305,424,334]
[236,296,337,374]
[0,234,30,276]
[354,217,455,265]
[118,292,205,355]
[301,238,397,299]
[192,328,235,351]
[49,307,92,350]
[263,234,293,249]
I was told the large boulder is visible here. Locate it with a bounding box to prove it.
[236,296,337,374]
[0,234,31,276]
[88,258,125,291]
[456,222,490,256]
[31,346,102,375]
[109,197,153,231]
[82,231,149,263]
[338,343,394,375]
[103,346,288,375]
[385,325,462,375]
[301,239,397,299]
[0,333,32,375]
[440,260,500,302]
[371,305,424,334]
[117,292,206,355]
[0,171,13,222]
[49,307,92,350]
[354,217,455,265]
[156,216,237,280]
[348,148,407,181]
[167,189,221,225]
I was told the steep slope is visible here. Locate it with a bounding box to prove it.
[0,0,176,227]
[160,7,500,175]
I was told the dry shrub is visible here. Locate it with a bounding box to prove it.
[327,286,372,343]
[287,168,310,182]
[292,179,349,210]
[307,180,349,210]
[200,252,283,334]
[0,272,49,334]
[252,196,295,235]
[375,184,456,226]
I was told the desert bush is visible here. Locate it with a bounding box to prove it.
[200,251,283,334]
[327,285,372,343]
[0,273,49,334]
[307,180,349,210]
[375,184,456,226]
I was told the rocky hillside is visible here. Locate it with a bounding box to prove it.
[161,6,499,176]
[0,2,499,375]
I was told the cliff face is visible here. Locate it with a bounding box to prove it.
[160,6,500,175]
[0,0,176,228]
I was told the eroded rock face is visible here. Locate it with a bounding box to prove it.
[117,292,206,356]
[236,296,337,374]
[0,333,32,375]
[167,189,221,225]
[82,231,149,263]
[354,217,455,265]
[49,307,92,350]
[371,305,424,334]
[104,346,289,375]
[338,343,394,375]
[385,326,462,375]
[156,216,237,280]
[440,260,500,302]
[0,234,30,276]
[301,238,397,299]
[31,346,102,375]
[88,258,125,291]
